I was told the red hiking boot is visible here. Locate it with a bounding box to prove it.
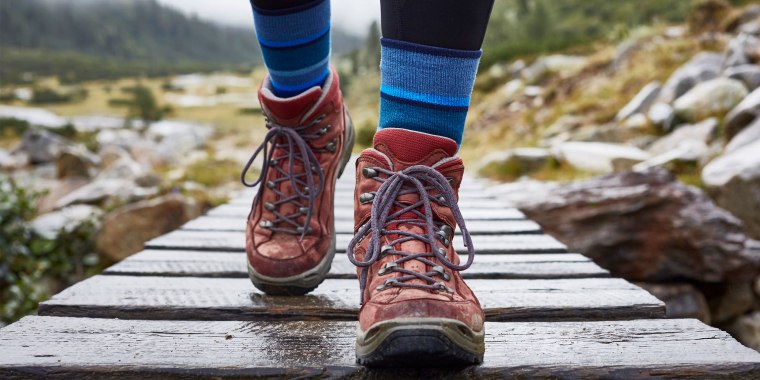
[348,128,484,367]
[242,68,355,295]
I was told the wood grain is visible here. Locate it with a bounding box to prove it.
[180,216,542,235]
[104,250,610,279]
[144,230,567,253]
[38,276,663,321]
[1,317,758,379]
[205,203,527,220]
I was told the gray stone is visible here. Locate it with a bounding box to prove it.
[647,103,676,131]
[0,105,67,129]
[56,147,97,179]
[521,55,587,84]
[724,87,760,141]
[702,139,760,240]
[95,129,142,150]
[726,117,760,153]
[723,33,760,69]
[485,178,559,209]
[13,130,68,164]
[647,118,718,156]
[674,78,748,122]
[658,52,724,104]
[30,205,102,240]
[616,82,662,121]
[550,142,651,174]
[728,311,760,352]
[520,169,760,282]
[95,194,202,262]
[98,145,132,169]
[54,179,158,209]
[710,281,756,324]
[634,140,709,171]
[725,64,760,91]
[638,283,711,323]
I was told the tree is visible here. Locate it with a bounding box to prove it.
[364,21,381,71]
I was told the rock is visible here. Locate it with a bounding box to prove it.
[0,148,27,170]
[476,148,552,179]
[710,281,756,324]
[96,194,202,261]
[146,120,212,162]
[550,142,651,174]
[638,283,710,323]
[728,311,760,352]
[485,178,559,208]
[98,145,132,169]
[725,64,760,91]
[97,156,147,182]
[633,140,709,171]
[54,179,158,209]
[519,169,760,282]
[724,87,760,141]
[0,105,67,129]
[647,103,676,132]
[726,117,760,153]
[622,113,649,131]
[30,205,102,240]
[658,52,724,104]
[647,118,718,156]
[521,55,587,84]
[616,82,662,121]
[498,79,525,102]
[673,78,748,122]
[723,33,760,68]
[35,178,90,214]
[13,129,68,164]
[702,139,760,240]
[55,147,97,179]
[95,129,142,150]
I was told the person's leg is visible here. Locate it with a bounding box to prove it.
[377,0,495,146]
[243,0,355,296]
[349,0,494,367]
[250,0,331,97]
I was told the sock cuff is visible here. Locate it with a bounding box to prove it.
[253,0,330,48]
[380,37,481,110]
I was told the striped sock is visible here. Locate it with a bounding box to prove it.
[378,38,481,147]
[252,0,331,98]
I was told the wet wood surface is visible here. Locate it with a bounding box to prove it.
[1,317,759,379]
[104,250,610,279]
[145,230,567,253]
[38,276,664,321]
[2,171,759,378]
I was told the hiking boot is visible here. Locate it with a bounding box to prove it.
[242,68,355,296]
[348,128,484,367]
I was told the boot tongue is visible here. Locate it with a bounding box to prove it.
[373,128,457,169]
[259,86,323,125]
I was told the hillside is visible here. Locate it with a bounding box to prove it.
[0,0,361,83]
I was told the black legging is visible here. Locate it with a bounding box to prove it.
[251,0,495,51]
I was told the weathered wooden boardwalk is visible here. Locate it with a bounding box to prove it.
[2,166,760,378]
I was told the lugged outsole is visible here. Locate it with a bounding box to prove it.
[356,318,485,368]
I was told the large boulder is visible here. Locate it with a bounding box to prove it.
[724,87,760,141]
[702,138,760,240]
[673,78,748,122]
[519,169,760,282]
[726,117,760,153]
[616,81,661,121]
[96,194,202,262]
[657,52,723,104]
[550,142,650,173]
[13,130,68,164]
[725,64,760,91]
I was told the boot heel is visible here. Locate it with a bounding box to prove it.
[337,106,355,179]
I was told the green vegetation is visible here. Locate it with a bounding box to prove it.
[0,176,101,325]
[182,156,243,188]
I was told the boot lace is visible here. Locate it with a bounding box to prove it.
[347,165,475,303]
[241,114,335,239]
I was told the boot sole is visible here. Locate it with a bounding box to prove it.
[248,106,355,296]
[356,318,485,367]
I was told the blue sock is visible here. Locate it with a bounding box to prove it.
[378,38,481,147]
[252,0,331,98]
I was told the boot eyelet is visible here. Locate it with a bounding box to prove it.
[436,230,450,247]
[362,168,378,178]
[264,202,275,211]
[298,207,309,215]
[440,225,453,237]
[434,281,454,293]
[325,138,337,153]
[377,278,398,291]
[318,125,332,136]
[296,226,312,234]
[380,244,394,256]
[259,220,273,229]
[359,192,375,204]
[378,262,397,276]
[432,265,451,281]
[266,181,276,189]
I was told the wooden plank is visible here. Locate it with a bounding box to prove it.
[2,317,758,379]
[180,216,542,235]
[205,203,527,220]
[38,276,663,321]
[104,250,610,279]
[145,230,567,254]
